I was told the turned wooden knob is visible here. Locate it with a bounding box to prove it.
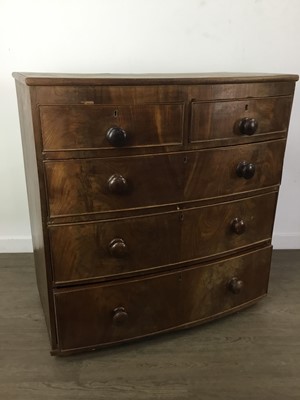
[109,238,128,258]
[107,174,129,194]
[228,277,244,294]
[106,127,127,147]
[236,161,256,180]
[231,218,246,234]
[239,117,258,136]
[113,306,128,325]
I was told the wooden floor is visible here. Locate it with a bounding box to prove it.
[0,251,299,400]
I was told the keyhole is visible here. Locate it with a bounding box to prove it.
[114,109,118,118]
[245,104,248,111]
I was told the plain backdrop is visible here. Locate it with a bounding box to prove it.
[0,0,299,252]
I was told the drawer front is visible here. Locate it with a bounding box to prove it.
[50,192,277,284]
[40,103,184,151]
[54,246,272,351]
[45,153,183,217]
[184,139,285,201]
[45,140,285,217]
[190,96,292,144]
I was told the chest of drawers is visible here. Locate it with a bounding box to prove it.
[13,72,298,355]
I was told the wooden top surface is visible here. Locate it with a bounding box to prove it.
[12,72,299,86]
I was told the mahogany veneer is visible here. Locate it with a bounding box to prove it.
[13,72,298,355]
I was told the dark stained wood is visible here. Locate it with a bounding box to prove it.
[22,81,294,126]
[40,103,184,151]
[33,82,296,106]
[41,132,288,159]
[13,72,297,355]
[49,192,277,285]
[14,81,57,349]
[46,185,280,225]
[54,246,272,353]
[184,139,286,202]
[44,140,286,218]
[190,96,293,145]
[30,80,296,159]
[44,152,183,217]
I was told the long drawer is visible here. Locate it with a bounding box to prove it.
[45,139,286,218]
[54,246,272,352]
[49,192,277,284]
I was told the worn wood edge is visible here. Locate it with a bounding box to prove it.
[191,94,294,103]
[41,131,286,156]
[52,239,272,287]
[53,245,272,295]
[13,72,299,86]
[43,137,286,163]
[46,185,280,225]
[51,294,267,356]
[48,189,278,227]
[43,140,183,152]
[189,130,287,145]
[46,186,281,221]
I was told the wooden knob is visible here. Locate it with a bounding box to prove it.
[236,161,256,180]
[228,277,244,294]
[231,218,246,234]
[107,174,129,194]
[239,117,258,135]
[109,238,128,258]
[106,127,127,147]
[113,306,128,325]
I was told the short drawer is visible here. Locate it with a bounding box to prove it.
[40,103,184,151]
[54,246,272,352]
[184,139,286,202]
[190,96,292,144]
[45,139,285,218]
[49,192,277,284]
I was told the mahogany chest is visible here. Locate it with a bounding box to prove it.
[13,72,298,355]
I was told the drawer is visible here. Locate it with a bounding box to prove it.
[40,103,184,151]
[54,246,272,352]
[45,152,183,217]
[184,138,286,202]
[45,139,285,218]
[190,96,292,144]
[49,192,277,284]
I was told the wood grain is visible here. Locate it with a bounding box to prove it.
[54,246,272,352]
[49,192,277,284]
[184,139,286,202]
[190,96,293,144]
[40,103,184,151]
[45,140,286,218]
[13,72,297,357]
